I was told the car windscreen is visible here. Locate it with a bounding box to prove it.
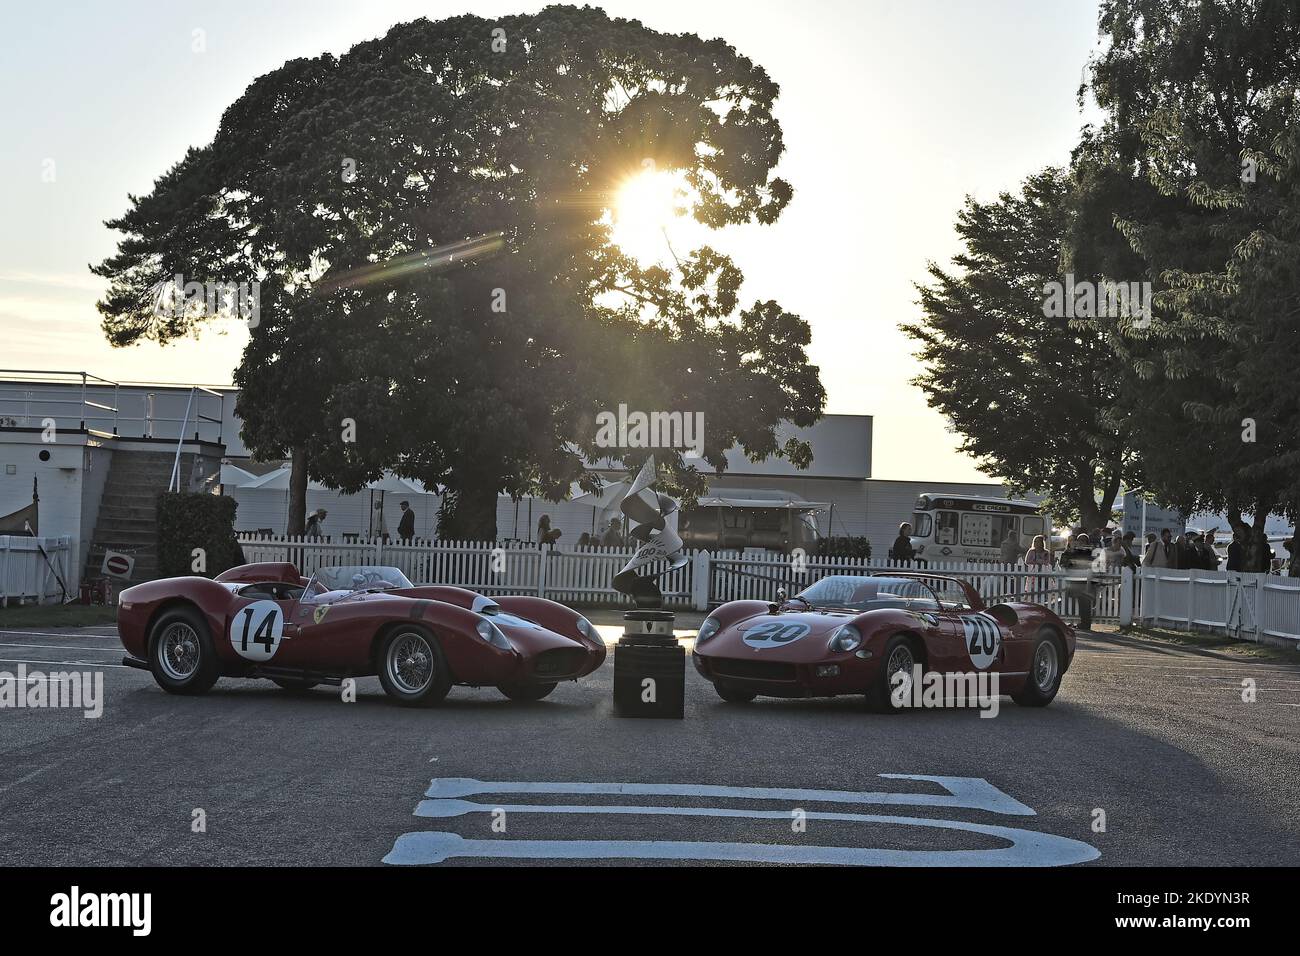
[794,576,936,611]
[308,566,413,594]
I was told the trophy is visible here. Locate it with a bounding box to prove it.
[610,456,689,718]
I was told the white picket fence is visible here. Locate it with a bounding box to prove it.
[234,535,1125,617]
[0,535,72,606]
[1135,567,1300,644]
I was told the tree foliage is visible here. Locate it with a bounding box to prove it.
[92,6,824,537]
[904,169,1138,528]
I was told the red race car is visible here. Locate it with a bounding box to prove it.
[117,562,606,706]
[692,572,1074,711]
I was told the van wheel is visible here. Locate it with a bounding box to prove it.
[377,626,452,707]
[148,605,220,695]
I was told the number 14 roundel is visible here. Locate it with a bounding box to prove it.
[229,600,285,662]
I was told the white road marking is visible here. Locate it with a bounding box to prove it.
[0,643,124,652]
[422,775,1037,816]
[384,818,1100,867]
[0,657,127,669]
[0,630,121,640]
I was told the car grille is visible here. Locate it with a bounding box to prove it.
[710,658,798,682]
[534,648,586,678]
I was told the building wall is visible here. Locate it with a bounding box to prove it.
[78,445,113,579]
[0,433,94,590]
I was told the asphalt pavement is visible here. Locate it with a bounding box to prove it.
[0,616,1297,866]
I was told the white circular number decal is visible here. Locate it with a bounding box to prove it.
[962,615,1001,670]
[229,600,284,662]
[742,621,812,649]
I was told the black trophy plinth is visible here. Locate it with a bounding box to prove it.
[613,609,684,718]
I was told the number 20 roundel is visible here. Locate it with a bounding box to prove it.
[229,600,285,662]
[962,615,1001,670]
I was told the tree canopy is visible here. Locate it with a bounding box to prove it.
[92,6,824,537]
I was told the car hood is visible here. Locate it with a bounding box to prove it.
[697,608,860,661]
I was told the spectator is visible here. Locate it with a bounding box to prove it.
[1103,533,1124,570]
[303,508,327,539]
[1226,530,1244,572]
[577,532,593,549]
[890,522,916,563]
[537,514,562,550]
[1150,528,1174,568]
[999,529,1020,565]
[1059,532,1098,630]
[1285,538,1299,577]
[601,518,623,548]
[1199,532,1220,571]
[397,501,415,542]
[1024,534,1051,598]
[1119,531,1141,570]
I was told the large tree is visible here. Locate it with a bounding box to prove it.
[904,168,1140,530]
[1080,0,1300,569]
[93,7,824,537]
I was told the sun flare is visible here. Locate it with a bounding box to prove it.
[610,168,684,264]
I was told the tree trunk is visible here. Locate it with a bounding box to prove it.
[287,446,309,535]
[437,482,499,542]
[1250,495,1271,572]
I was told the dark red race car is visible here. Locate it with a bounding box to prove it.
[117,562,606,706]
[692,572,1075,711]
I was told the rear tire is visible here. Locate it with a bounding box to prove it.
[714,680,757,703]
[148,605,220,696]
[377,626,452,707]
[271,677,319,692]
[1012,629,1064,707]
[865,634,917,714]
[497,682,557,702]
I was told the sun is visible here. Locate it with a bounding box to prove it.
[610,168,684,264]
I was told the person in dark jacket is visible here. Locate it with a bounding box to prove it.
[1225,530,1243,572]
[890,522,916,563]
[397,501,416,542]
[1198,532,1220,571]
[1058,533,1098,630]
[1119,531,1141,570]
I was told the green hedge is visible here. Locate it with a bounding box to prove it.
[820,535,872,559]
[157,492,243,579]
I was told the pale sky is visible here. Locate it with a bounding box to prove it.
[0,0,1103,481]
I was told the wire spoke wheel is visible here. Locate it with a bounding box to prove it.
[158,622,201,681]
[387,632,434,694]
[1033,639,1059,692]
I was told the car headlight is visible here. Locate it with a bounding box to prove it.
[475,618,513,650]
[695,616,721,645]
[575,616,601,644]
[829,624,862,653]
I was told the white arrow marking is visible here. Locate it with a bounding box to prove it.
[422,774,1035,816]
[384,819,1099,867]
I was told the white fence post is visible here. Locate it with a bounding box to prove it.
[692,550,710,611]
[537,548,548,598]
[1119,566,1133,627]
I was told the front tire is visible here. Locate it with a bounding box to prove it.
[714,680,757,703]
[497,682,557,702]
[1012,629,1064,707]
[865,634,917,714]
[148,605,220,696]
[377,626,452,707]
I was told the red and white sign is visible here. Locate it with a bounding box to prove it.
[101,551,135,580]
